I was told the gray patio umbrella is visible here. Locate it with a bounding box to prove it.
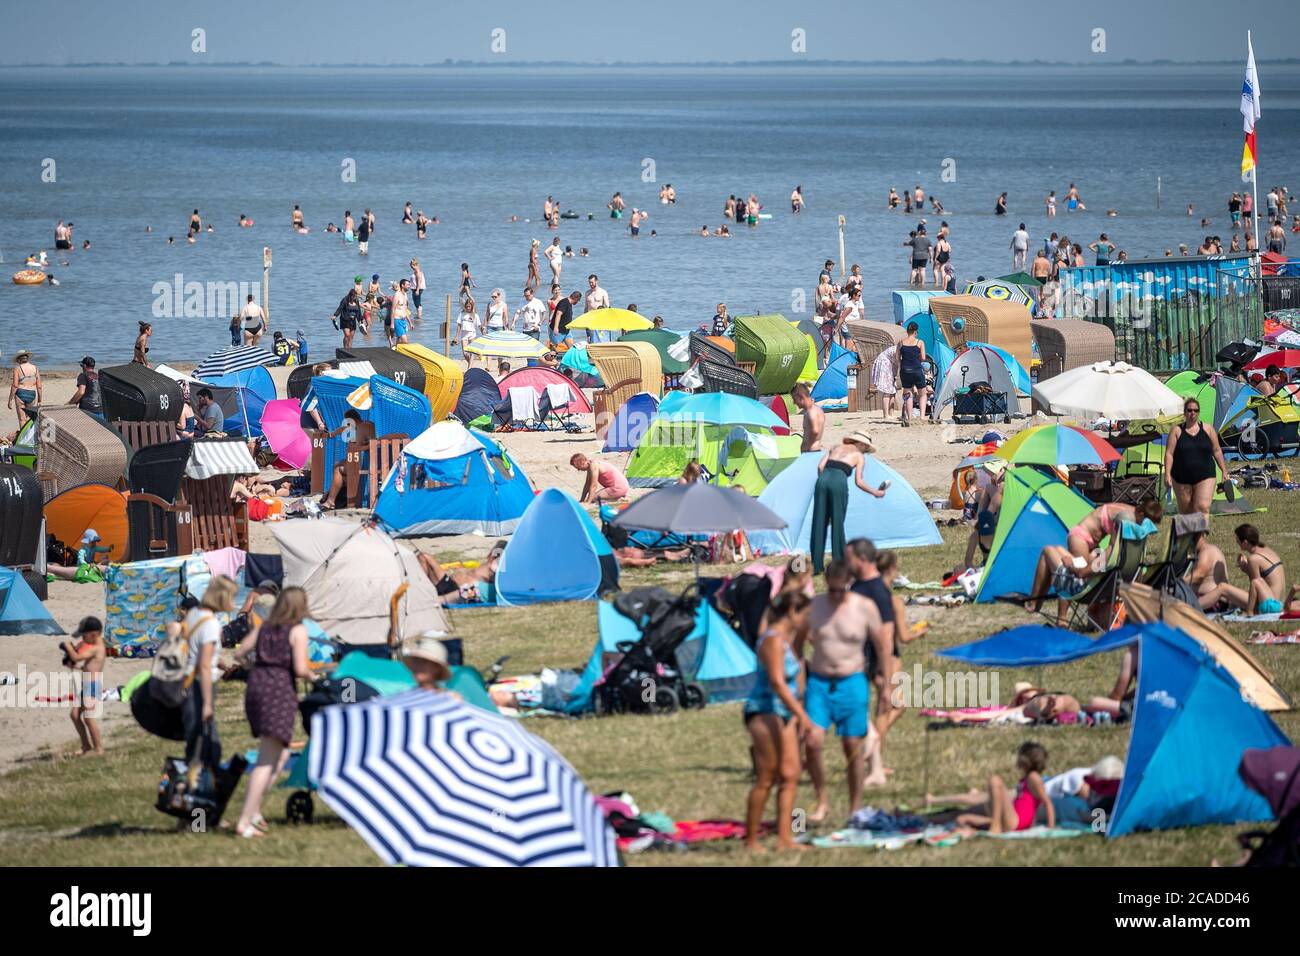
[611,482,786,535]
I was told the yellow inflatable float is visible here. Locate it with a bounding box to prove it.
[12,270,46,286]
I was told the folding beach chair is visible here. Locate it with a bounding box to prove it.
[1143,511,1209,600]
[1067,520,1155,632]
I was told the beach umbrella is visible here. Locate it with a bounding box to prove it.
[261,399,311,469]
[613,481,787,535]
[1032,361,1184,420]
[568,308,652,332]
[997,271,1045,287]
[1244,349,1300,371]
[193,345,278,379]
[464,331,549,360]
[308,688,618,867]
[659,392,785,429]
[995,424,1120,467]
[964,279,1032,309]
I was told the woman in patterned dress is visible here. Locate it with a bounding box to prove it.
[233,587,313,839]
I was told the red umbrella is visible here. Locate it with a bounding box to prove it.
[1243,349,1300,371]
[261,399,311,470]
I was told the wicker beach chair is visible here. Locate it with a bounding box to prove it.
[125,440,195,561]
[33,406,129,501]
[588,341,662,431]
[1030,319,1117,383]
[395,343,465,421]
[689,331,737,367]
[844,320,904,413]
[698,358,759,398]
[930,296,1034,370]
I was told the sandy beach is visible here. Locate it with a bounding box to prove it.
[1,365,1023,772]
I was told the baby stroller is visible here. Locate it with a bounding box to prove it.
[592,584,708,716]
[1236,745,1300,867]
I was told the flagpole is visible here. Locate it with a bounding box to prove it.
[1249,31,1260,258]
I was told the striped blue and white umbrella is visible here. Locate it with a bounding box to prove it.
[309,689,618,867]
[193,345,278,379]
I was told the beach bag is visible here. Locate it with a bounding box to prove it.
[149,611,213,708]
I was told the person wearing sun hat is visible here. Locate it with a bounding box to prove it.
[810,430,890,573]
[47,529,108,583]
[400,631,453,689]
[9,347,42,429]
[1040,754,1125,826]
[963,457,1007,570]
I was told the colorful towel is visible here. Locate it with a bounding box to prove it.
[812,826,959,850]
[1217,612,1283,623]
[1248,631,1300,644]
[979,825,1087,840]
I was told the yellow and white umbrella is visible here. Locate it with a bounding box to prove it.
[464,330,549,359]
[567,308,652,333]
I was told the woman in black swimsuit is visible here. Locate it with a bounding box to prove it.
[932,236,951,288]
[895,322,928,426]
[1164,397,1228,516]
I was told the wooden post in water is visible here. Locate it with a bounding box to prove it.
[1156,176,1161,211]
[837,215,847,280]
[445,294,453,357]
[262,246,272,321]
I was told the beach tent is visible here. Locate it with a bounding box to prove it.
[892,289,951,328]
[44,484,129,562]
[975,467,1093,603]
[601,391,659,453]
[202,365,276,437]
[270,519,450,646]
[0,566,63,636]
[496,489,618,606]
[565,600,758,714]
[811,344,855,402]
[373,421,534,537]
[1164,369,1218,417]
[748,452,942,556]
[498,366,592,414]
[768,395,792,435]
[969,341,1032,396]
[941,620,1290,837]
[394,343,464,420]
[935,345,1020,417]
[626,419,800,492]
[453,368,504,424]
[734,314,809,395]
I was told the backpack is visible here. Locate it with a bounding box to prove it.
[149,611,214,709]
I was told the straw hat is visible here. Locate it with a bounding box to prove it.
[14,349,31,362]
[400,631,451,679]
[844,430,876,453]
[1088,755,1124,781]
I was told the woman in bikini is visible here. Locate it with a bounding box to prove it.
[1199,524,1288,615]
[8,349,42,429]
[743,590,813,853]
[525,239,541,292]
[133,323,153,367]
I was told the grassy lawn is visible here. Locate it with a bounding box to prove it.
[3,488,1298,867]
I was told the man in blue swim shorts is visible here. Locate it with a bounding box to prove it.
[804,560,884,822]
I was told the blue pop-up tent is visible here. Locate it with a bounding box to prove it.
[495,489,618,606]
[811,344,854,402]
[602,392,659,453]
[374,421,535,537]
[748,451,941,555]
[0,567,64,636]
[565,600,757,714]
[941,620,1291,838]
[203,365,276,437]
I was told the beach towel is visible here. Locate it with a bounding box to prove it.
[978,825,1088,840]
[544,381,573,411]
[1247,630,1300,644]
[508,386,540,422]
[1216,612,1283,623]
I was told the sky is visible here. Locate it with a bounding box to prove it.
[3,0,1298,65]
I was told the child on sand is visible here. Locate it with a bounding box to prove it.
[62,616,106,756]
[928,741,1056,833]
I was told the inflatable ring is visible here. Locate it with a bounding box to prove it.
[12,269,46,285]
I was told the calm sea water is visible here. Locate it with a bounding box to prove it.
[1,64,1298,368]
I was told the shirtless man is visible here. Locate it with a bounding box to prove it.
[1191,536,1230,610]
[418,543,504,603]
[791,383,825,452]
[805,560,880,821]
[584,273,609,314]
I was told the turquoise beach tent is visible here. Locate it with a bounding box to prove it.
[204,365,276,437]
[892,289,951,328]
[565,600,757,714]
[373,420,534,536]
[748,452,941,555]
[942,621,1290,837]
[811,344,854,402]
[975,467,1093,603]
[0,566,63,636]
[495,488,619,606]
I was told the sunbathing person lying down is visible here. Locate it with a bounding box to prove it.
[417,542,504,602]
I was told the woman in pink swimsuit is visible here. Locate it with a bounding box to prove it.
[931,741,1056,833]
[1066,497,1163,563]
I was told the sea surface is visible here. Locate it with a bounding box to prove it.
[1,63,1298,368]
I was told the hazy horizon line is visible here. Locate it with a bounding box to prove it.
[2,57,1296,69]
